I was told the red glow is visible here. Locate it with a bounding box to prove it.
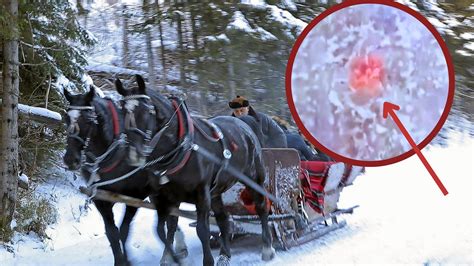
[349,54,385,97]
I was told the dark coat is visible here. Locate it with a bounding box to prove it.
[286,132,317,161]
[232,107,287,148]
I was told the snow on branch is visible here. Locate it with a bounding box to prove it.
[86,61,147,76]
[18,104,62,126]
[0,99,63,126]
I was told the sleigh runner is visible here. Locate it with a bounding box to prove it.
[81,148,363,250]
[206,148,362,250]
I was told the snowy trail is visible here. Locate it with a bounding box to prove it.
[1,132,472,265]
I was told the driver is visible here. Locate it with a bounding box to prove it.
[228,95,287,148]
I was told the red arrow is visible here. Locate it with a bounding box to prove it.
[383,102,448,195]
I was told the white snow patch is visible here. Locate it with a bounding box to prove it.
[86,61,147,76]
[267,4,307,34]
[227,11,254,33]
[19,104,62,122]
[1,132,471,265]
[18,173,29,184]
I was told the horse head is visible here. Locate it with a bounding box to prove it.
[63,87,120,171]
[116,75,168,166]
[63,87,98,170]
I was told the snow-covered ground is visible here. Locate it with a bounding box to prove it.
[1,131,472,265]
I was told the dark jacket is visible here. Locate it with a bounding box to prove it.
[232,106,287,148]
[273,120,333,161]
[286,132,317,161]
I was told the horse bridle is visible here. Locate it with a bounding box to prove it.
[67,105,97,151]
[122,94,183,157]
[67,102,127,177]
[122,95,156,153]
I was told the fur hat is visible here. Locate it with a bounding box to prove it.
[228,95,249,109]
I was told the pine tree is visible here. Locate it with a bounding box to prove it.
[0,0,19,242]
[0,0,95,240]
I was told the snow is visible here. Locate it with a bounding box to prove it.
[460,32,474,40]
[86,61,147,76]
[204,34,231,44]
[227,11,278,41]
[239,0,307,36]
[18,173,29,184]
[227,11,254,33]
[18,104,62,122]
[1,132,472,265]
[267,4,307,34]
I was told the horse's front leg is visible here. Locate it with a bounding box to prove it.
[119,205,139,264]
[252,160,276,261]
[151,196,181,265]
[196,184,214,266]
[211,195,232,266]
[160,207,188,265]
[94,200,128,266]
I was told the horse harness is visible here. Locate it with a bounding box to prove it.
[82,96,277,203]
[67,100,126,183]
[118,95,233,188]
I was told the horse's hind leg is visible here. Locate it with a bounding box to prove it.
[251,160,276,261]
[94,200,128,266]
[195,185,214,266]
[211,195,231,265]
[119,205,139,264]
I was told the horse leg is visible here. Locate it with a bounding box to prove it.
[251,162,276,261]
[211,195,231,266]
[166,213,188,258]
[94,200,128,266]
[195,185,214,266]
[160,212,188,265]
[152,197,180,265]
[174,225,188,258]
[119,205,139,264]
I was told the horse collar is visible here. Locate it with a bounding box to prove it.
[163,99,194,175]
[107,100,120,138]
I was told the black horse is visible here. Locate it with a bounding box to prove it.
[116,75,275,266]
[63,88,187,266]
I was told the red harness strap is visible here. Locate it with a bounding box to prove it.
[99,101,121,174]
[108,100,120,138]
[167,100,194,175]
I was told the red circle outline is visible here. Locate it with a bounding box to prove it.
[285,0,455,167]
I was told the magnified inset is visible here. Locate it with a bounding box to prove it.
[287,1,454,166]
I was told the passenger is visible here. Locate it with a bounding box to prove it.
[229,95,287,148]
[272,116,333,162]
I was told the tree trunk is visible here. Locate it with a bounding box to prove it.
[155,0,167,90]
[143,0,156,90]
[175,10,186,87]
[0,0,19,241]
[122,4,130,68]
[226,48,236,99]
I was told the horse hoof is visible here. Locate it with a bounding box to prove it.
[160,260,182,266]
[261,246,276,261]
[176,248,189,259]
[160,255,180,266]
[216,255,231,266]
[116,260,131,266]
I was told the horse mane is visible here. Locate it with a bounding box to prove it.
[146,89,175,122]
